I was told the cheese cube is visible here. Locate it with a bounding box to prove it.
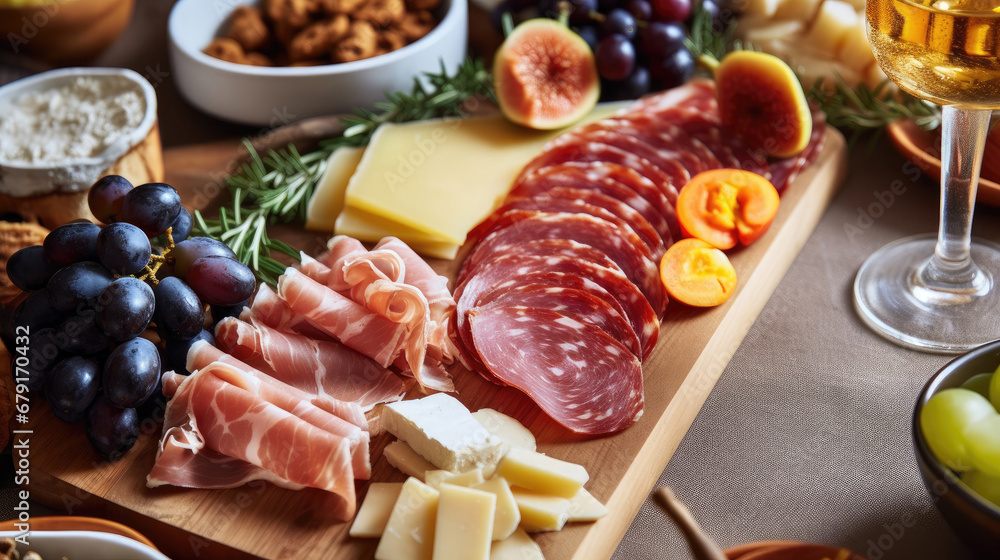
[473,476,520,541]
[489,529,543,560]
[566,487,608,522]
[511,489,571,533]
[806,0,859,55]
[305,146,365,232]
[384,440,436,481]
[495,447,589,499]
[773,0,823,21]
[838,16,876,75]
[471,408,537,452]
[432,483,496,560]
[375,478,439,560]
[382,394,506,473]
[350,483,404,538]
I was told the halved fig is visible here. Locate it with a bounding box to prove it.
[494,18,600,130]
[714,50,812,159]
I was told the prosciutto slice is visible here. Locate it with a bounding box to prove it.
[214,316,410,411]
[147,362,358,519]
[247,284,332,342]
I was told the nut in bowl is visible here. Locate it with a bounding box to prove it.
[167,0,467,126]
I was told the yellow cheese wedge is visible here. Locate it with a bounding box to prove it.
[384,440,437,481]
[510,489,571,533]
[566,487,608,522]
[335,204,452,244]
[343,104,626,246]
[432,483,497,560]
[806,0,858,55]
[305,146,365,232]
[489,528,543,560]
[774,0,823,21]
[473,476,520,541]
[425,468,485,489]
[375,477,439,560]
[495,447,589,499]
[471,409,536,452]
[350,483,405,538]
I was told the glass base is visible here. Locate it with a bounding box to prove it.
[854,234,1000,354]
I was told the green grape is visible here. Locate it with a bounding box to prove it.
[920,388,996,472]
[961,470,1000,509]
[961,373,994,402]
[965,415,1000,478]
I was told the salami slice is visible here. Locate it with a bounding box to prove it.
[549,126,691,189]
[469,306,644,435]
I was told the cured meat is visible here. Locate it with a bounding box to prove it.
[247,284,332,342]
[148,362,358,519]
[469,307,643,435]
[549,126,692,189]
[322,235,369,292]
[214,316,410,411]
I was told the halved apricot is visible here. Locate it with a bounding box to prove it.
[660,238,738,307]
[677,169,780,250]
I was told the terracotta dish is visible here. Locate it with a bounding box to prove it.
[0,0,134,63]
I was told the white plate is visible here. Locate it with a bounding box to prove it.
[0,530,171,560]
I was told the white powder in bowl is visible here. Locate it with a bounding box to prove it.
[0,75,146,164]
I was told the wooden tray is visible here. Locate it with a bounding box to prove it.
[23,122,848,560]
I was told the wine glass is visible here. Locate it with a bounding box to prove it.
[855,0,1000,353]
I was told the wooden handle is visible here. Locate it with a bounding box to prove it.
[654,487,729,560]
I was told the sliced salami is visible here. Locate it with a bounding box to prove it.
[549,126,691,189]
[469,306,644,435]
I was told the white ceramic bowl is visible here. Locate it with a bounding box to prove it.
[0,530,170,560]
[168,0,468,126]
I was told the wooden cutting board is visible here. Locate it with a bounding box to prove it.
[23,120,848,560]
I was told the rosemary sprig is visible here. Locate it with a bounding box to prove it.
[192,57,496,285]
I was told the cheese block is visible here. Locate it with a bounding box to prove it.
[489,528,543,560]
[432,483,497,560]
[342,104,626,247]
[495,447,589,499]
[473,476,520,541]
[805,0,859,56]
[426,468,485,489]
[384,440,436,481]
[305,146,365,232]
[350,483,404,538]
[382,394,506,473]
[375,477,440,560]
[511,489,571,533]
[471,409,536,452]
[566,487,608,522]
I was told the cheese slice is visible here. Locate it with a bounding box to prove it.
[335,205,452,244]
[495,447,589,499]
[489,528,543,560]
[511,489,571,533]
[566,487,608,522]
[427,468,485,489]
[384,440,436,481]
[382,394,506,473]
[375,477,439,560]
[343,104,627,246]
[473,476,520,541]
[350,483,405,538]
[305,146,365,232]
[471,409,536,452]
[432,483,496,560]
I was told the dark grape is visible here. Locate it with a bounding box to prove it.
[165,329,214,374]
[97,222,152,276]
[641,20,686,58]
[596,34,636,81]
[575,25,600,51]
[55,312,111,355]
[46,261,114,311]
[649,45,694,89]
[601,9,637,39]
[13,291,65,332]
[211,298,249,328]
[103,337,160,409]
[86,396,139,460]
[45,356,101,420]
[121,183,182,237]
[169,208,193,242]
[7,245,60,291]
[87,175,134,224]
[23,327,63,392]
[42,222,100,266]
[605,66,652,100]
[653,0,691,21]
[597,0,617,11]
[624,0,652,21]
[171,237,238,278]
[96,278,155,341]
[187,256,256,306]
[153,277,205,340]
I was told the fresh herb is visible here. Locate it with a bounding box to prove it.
[193,57,496,285]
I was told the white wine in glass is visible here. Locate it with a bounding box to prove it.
[855,0,1000,353]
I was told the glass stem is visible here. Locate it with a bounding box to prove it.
[920,106,992,288]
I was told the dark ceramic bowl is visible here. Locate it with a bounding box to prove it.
[913,339,1000,554]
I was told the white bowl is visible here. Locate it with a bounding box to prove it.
[0,530,170,560]
[168,0,469,126]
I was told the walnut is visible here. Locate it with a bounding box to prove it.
[289,15,350,61]
[395,9,435,42]
[244,52,274,66]
[203,37,247,64]
[333,20,378,63]
[264,0,314,28]
[226,6,271,51]
[320,0,367,15]
[378,28,406,52]
[355,0,405,27]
